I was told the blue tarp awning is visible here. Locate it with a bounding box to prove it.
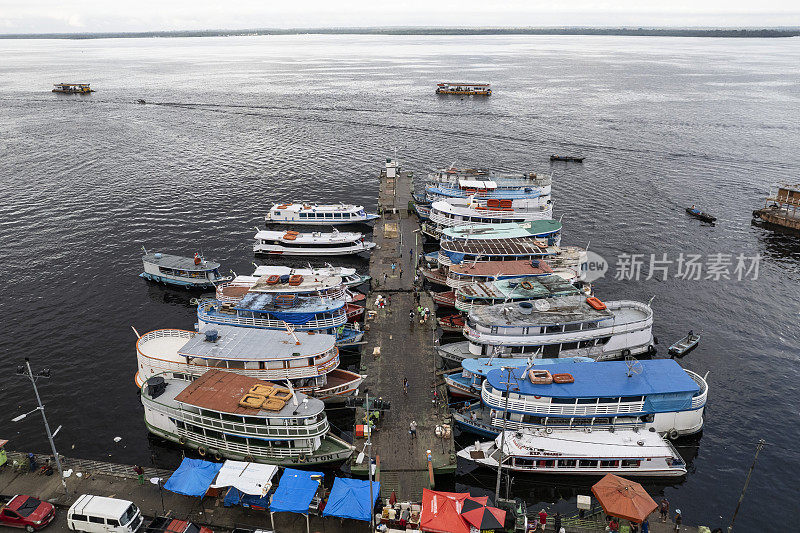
[269,468,323,514]
[163,458,223,497]
[322,478,381,522]
[223,487,271,510]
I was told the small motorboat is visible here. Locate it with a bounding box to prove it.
[685,206,716,223]
[550,155,584,162]
[668,331,700,357]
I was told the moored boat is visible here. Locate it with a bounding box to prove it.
[668,332,700,357]
[253,229,376,256]
[53,83,94,94]
[438,314,465,333]
[685,206,717,223]
[134,325,364,402]
[549,155,584,162]
[265,203,379,225]
[436,83,491,96]
[458,428,686,477]
[141,370,354,465]
[140,251,232,289]
[251,264,370,287]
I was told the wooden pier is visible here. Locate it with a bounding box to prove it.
[349,163,456,500]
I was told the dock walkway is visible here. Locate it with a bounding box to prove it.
[350,165,455,500]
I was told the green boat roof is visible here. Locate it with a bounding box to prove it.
[442,220,562,241]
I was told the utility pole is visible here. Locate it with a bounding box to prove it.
[494,366,513,502]
[366,393,374,533]
[19,358,67,497]
[728,439,766,533]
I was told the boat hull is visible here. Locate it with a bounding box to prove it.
[140,272,232,290]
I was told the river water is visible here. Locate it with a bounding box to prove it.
[0,34,798,530]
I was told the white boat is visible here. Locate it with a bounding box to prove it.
[140,252,232,289]
[252,264,370,287]
[141,370,354,465]
[441,297,655,362]
[265,203,379,225]
[426,197,553,238]
[458,428,687,477]
[253,229,376,256]
[135,325,364,402]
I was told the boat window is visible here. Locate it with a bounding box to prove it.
[593,418,611,425]
[578,460,597,468]
[564,323,581,332]
[244,416,264,425]
[176,421,185,429]
[299,213,307,218]
[621,459,640,468]
[226,434,247,445]
[537,459,555,468]
[552,398,576,404]
[343,212,351,218]
[333,213,342,218]
[621,396,644,403]
[578,340,594,348]
[514,457,536,468]
[599,397,619,403]
[274,211,280,216]
[200,409,220,418]
[577,398,597,404]
[561,341,579,350]
[558,459,577,468]
[597,336,611,345]
[600,460,619,468]
[325,213,333,218]
[221,414,244,423]
[205,429,222,440]
[547,418,572,425]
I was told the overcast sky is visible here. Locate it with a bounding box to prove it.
[1,0,799,34]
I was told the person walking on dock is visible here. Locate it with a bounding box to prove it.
[409,248,413,261]
[409,310,415,326]
[409,420,417,439]
[659,498,670,522]
[403,377,409,394]
[391,262,396,274]
[641,516,650,533]
[537,509,547,531]
[133,465,145,485]
[399,266,403,278]
[673,509,682,532]
[553,512,561,533]
[383,272,388,285]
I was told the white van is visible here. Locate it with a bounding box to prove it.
[67,495,143,533]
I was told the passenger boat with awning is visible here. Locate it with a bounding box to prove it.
[135,325,363,402]
[438,296,654,363]
[265,203,379,225]
[140,252,232,289]
[445,356,592,399]
[437,240,586,273]
[424,198,553,239]
[440,220,562,246]
[196,295,363,348]
[458,428,686,477]
[253,229,376,256]
[452,359,707,438]
[141,370,354,465]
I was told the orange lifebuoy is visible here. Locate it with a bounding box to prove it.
[552,373,574,384]
[266,275,280,284]
[529,369,553,385]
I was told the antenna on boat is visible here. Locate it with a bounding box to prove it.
[252,262,259,269]
[141,245,148,255]
[284,379,300,407]
[585,241,590,252]
[648,295,656,306]
[130,326,141,339]
[284,324,301,345]
[624,355,643,378]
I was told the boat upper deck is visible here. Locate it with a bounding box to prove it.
[468,296,613,325]
[449,259,553,277]
[168,370,325,417]
[142,253,221,272]
[254,230,364,243]
[180,325,335,360]
[252,265,357,278]
[458,275,580,300]
[462,356,593,376]
[501,429,676,459]
[441,239,557,256]
[232,294,344,313]
[442,221,562,241]
[485,359,700,399]
[222,274,345,294]
[269,203,366,213]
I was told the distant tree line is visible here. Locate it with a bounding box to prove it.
[2,27,799,39]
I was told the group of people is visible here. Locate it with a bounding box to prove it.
[375,294,390,308]
[411,305,430,324]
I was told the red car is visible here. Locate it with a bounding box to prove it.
[0,495,56,532]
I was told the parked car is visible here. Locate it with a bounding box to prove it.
[142,517,213,533]
[67,495,143,533]
[0,495,56,532]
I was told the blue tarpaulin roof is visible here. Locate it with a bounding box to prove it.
[223,487,271,510]
[269,468,323,514]
[485,359,700,399]
[322,478,381,522]
[163,458,223,497]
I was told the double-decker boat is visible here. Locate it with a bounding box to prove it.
[445,356,592,399]
[453,275,584,313]
[265,203,379,225]
[458,428,687,477]
[141,370,354,465]
[436,83,491,96]
[453,359,707,439]
[253,229,376,256]
[423,175,552,202]
[135,326,364,402]
[441,220,562,245]
[196,295,363,348]
[140,252,232,289]
[425,197,553,239]
[437,239,586,272]
[438,297,654,363]
[445,259,555,289]
[252,264,370,287]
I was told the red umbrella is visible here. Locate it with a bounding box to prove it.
[461,505,506,530]
[591,474,657,523]
[460,496,489,514]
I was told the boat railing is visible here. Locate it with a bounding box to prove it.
[482,386,646,416]
[198,302,347,330]
[430,205,552,225]
[144,395,329,438]
[174,428,317,457]
[137,329,194,354]
[487,415,646,433]
[686,370,709,409]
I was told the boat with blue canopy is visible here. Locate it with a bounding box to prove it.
[453,359,707,439]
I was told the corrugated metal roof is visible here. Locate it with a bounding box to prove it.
[442,239,558,256]
[180,325,335,360]
[450,260,553,276]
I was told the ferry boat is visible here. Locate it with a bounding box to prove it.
[437,240,586,273]
[265,203,379,225]
[141,370,354,465]
[53,83,94,94]
[140,252,232,289]
[438,297,654,363]
[453,359,707,438]
[424,175,552,201]
[135,325,363,402]
[453,275,583,313]
[445,356,592,399]
[424,198,554,239]
[252,264,370,287]
[458,429,686,477]
[253,229,376,256]
[196,296,364,348]
[752,184,800,232]
[436,83,491,96]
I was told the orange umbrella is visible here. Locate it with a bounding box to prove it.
[591,474,657,523]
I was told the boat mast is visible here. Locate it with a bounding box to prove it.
[494,366,513,502]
